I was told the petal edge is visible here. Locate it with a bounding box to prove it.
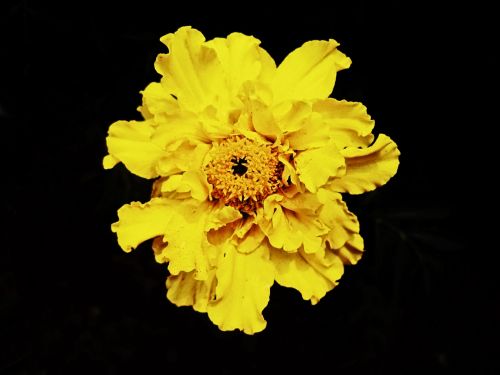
[328,134,400,194]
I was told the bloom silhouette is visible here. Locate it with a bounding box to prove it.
[104,26,400,334]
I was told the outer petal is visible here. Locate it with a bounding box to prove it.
[271,39,351,104]
[154,26,223,113]
[166,270,217,313]
[158,142,211,200]
[161,171,210,201]
[207,243,274,334]
[205,33,276,99]
[151,111,208,148]
[111,198,174,252]
[317,189,360,249]
[154,201,241,280]
[271,247,344,305]
[273,101,312,134]
[104,120,164,178]
[295,144,346,193]
[155,140,207,176]
[312,99,375,149]
[236,225,266,254]
[284,111,331,150]
[334,233,364,265]
[328,134,400,194]
[259,194,328,254]
[139,82,179,121]
[250,100,283,141]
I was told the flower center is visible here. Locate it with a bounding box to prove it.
[204,136,284,213]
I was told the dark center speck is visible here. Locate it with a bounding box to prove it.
[231,157,248,176]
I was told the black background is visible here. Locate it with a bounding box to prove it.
[7,1,498,373]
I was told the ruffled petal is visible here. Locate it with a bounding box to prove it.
[236,225,266,254]
[274,100,339,162]
[205,32,276,99]
[273,101,312,134]
[161,171,210,201]
[312,99,375,149]
[166,270,217,312]
[207,243,274,334]
[154,140,205,177]
[334,233,364,265]
[317,189,360,249]
[295,144,345,193]
[154,26,223,113]
[102,154,119,169]
[271,39,351,104]
[151,110,208,148]
[154,201,241,280]
[139,82,179,121]
[208,205,244,232]
[158,142,211,200]
[259,194,328,254]
[271,247,344,305]
[104,120,164,178]
[111,198,174,252]
[328,134,400,194]
[250,100,283,141]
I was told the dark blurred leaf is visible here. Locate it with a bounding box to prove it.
[408,232,464,253]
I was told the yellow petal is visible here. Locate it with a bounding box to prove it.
[198,106,235,139]
[161,170,210,201]
[139,82,179,121]
[154,201,241,280]
[328,134,400,194]
[151,110,208,148]
[334,233,364,265]
[250,100,282,140]
[156,141,210,178]
[271,39,351,104]
[236,225,266,254]
[233,216,256,239]
[166,270,216,313]
[254,48,276,84]
[160,174,189,193]
[104,120,164,178]
[205,32,276,99]
[238,80,274,107]
[270,247,344,305]
[279,105,332,150]
[207,243,274,334]
[295,144,345,193]
[260,194,327,253]
[111,198,174,252]
[206,205,243,232]
[208,214,254,250]
[273,101,312,134]
[279,154,300,187]
[313,99,375,149]
[157,142,211,200]
[102,154,119,169]
[317,189,360,249]
[154,26,223,113]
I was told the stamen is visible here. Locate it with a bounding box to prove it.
[204,136,284,213]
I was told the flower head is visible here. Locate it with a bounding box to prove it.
[104,26,400,334]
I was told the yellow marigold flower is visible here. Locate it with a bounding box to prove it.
[104,26,400,334]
